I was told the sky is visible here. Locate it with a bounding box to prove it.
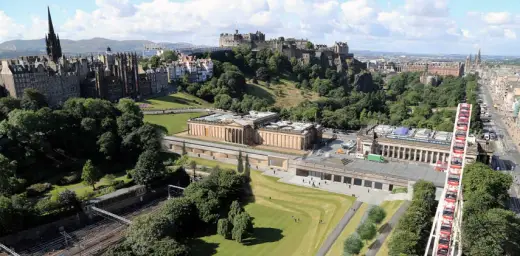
[1,0,520,56]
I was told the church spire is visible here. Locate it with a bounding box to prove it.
[45,6,62,62]
[47,6,54,35]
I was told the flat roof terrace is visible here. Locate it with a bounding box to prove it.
[260,120,320,135]
[360,125,455,150]
[302,156,447,187]
[190,111,278,126]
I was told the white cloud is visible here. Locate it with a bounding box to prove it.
[483,12,512,25]
[505,28,517,39]
[1,0,520,54]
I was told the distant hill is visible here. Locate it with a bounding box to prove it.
[0,37,199,58]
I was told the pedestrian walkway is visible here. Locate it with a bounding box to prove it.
[315,201,363,256]
[365,201,411,256]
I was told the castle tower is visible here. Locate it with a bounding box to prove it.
[45,7,62,63]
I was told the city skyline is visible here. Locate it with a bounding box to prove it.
[1,0,520,56]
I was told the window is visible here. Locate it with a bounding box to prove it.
[343,177,352,184]
[354,178,362,186]
[364,180,372,187]
[334,175,342,182]
[374,182,383,190]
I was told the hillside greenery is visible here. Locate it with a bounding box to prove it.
[176,46,481,132]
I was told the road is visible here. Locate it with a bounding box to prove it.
[479,77,520,213]
[315,201,363,256]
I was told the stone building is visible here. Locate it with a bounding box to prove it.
[86,47,141,101]
[219,30,266,48]
[187,111,323,150]
[144,67,169,94]
[0,7,87,106]
[394,62,464,77]
[219,30,354,71]
[167,55,213,83]
[356,125,493,165]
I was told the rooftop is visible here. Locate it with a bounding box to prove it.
[303,156,447,187]
[191,111,278,126]
[368,125,452,146]
[261,120,320,134]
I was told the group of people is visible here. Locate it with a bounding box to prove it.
[291,216,301,223]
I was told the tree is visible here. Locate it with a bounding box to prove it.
[388,229,419,256]
[306,41,314,49]
[126,214,170,255]
[150,55,161,69]
[256,67,269,81]
[228,200,243,222]
[214,94,233,110]
[343,233,363,256]
[117,98,143,118]
[162,50,179,62]
[232,211,254,243]
[463,208,520,256]
[0,97,21,121]
[182,142,187,155]
[81,160,101,190]
[133,149,165,185]
[160,197,199,240]
[0,154,19,196]
[21,89,48,110]
[151,238,190,256]
[244,154,250,178]
[217,218,232,239]
[189,160,197,180]
[237,151,244,173]
[368,206,387,224]
[58,189,79,209]
[357,220,377,242]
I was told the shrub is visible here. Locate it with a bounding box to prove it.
[26,183,52,197]
[59,172,81,185]
[58,190,79,208]
[35,198,60,214]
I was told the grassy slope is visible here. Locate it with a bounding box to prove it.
[326,203,369,256]
[188,158,354,256]
[139,92,211,110]
[246,79,320,108]
[48,172,131,199]
[143,112,206,135]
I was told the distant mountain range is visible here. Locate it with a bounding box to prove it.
[0,37,201,58]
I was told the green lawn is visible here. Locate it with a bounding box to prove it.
[188,158,355,256]
[139,92,211,110]
[48,172,132,199]
[326,203,369,256]
[246,78,320,108]
[143,112,206,135]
